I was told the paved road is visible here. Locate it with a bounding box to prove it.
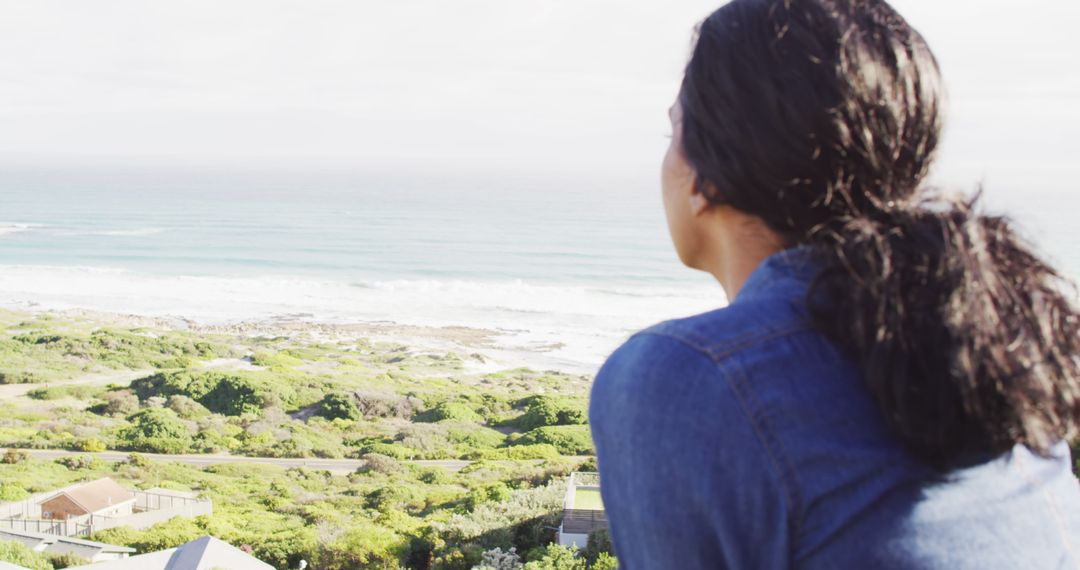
[22,449,473,475]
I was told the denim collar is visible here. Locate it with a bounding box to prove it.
[732,245,822,305]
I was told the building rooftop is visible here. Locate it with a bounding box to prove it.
[83,535,274,570]
[48,478,134,514]
[0,528,134,553]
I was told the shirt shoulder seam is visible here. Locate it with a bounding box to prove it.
[635,321,815,363]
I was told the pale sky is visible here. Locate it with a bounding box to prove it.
[0,0,1076,191]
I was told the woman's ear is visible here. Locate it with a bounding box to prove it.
[689,182,711,216]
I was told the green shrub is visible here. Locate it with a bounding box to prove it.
[0,370,42,384]
[119,408,193,454]
[366,484,426,513]
[250,350,304,369]
[47,551,91,568]
[28,384,105,401]
[590,553,618,570]
[447,426,506,450]
[56,454,102,471]
[353,390,422,420]
[417,402,484,424]
[583,529,613,565]
[312,521,407,569]
[523,545,586,570]
[0,484,30,502]
[76,438,107,452]
[2,448,29,464]
[357,453,404,476]
[130,370,304,417]
[514,426,593,456]
[0,538,52,570]
[97,391,140,416]
[465,482,512,511]
[415,467,453,485]
[317,392,361,421]
[356,441,417,460]
[512,396,587,431]
[466,444,561,461]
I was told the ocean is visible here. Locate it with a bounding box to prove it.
[0,164,1075,372]
[0,164,722,372]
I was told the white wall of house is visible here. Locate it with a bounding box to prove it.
[557,530,589,549]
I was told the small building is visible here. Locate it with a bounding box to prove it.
[557,472,608,548]
[0,528,134,562]
[82,535,275,570]
[40,478,135,521]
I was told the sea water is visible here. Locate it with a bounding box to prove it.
[0,164,1075,372]
[0,164,722,371]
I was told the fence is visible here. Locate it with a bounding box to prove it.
[0,517,93,537]
[0,490,212,538]
[561,508,609,535]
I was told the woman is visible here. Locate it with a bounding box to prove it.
[588,0,1080,568]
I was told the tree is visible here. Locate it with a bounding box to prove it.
[583,529,613,565]
[473,547,523,570]
[523,545,586,570]
[120,408,193,454]
[318,392,361,421]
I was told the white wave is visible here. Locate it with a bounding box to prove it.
[90,228,167,237]
[0,223,42,236]
[0,266,725,370]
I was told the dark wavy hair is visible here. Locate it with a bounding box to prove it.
[679,0,1080,468]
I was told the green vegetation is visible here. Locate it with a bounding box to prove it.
[0,539,54,570]
[0,322,234,384]
[418,402,485,424]
[514,426,594,456]
[318,392,361,421]
[0,309,603,569]
[120,408,195,454]
[510,396,587,431]
[0,454,599,570]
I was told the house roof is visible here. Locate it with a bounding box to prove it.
[82,536,274,570]
[46,477,134,514]
[0,528,135,553]
[0,561,33,570]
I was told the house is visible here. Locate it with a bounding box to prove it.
[0,561,33,570]
[0,528,134,562]
[40,478,135,521]
[557,472,608,548]
[82,536,275,570]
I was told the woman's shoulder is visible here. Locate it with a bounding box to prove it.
[589,295,819,430]
[623,291,816,367]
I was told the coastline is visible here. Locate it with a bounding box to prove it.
[0,305,602,377]
[0,264,726,376]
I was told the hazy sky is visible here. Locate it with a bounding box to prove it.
[0,0,1076,191]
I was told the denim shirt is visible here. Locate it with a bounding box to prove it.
[589,248,1080,569]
